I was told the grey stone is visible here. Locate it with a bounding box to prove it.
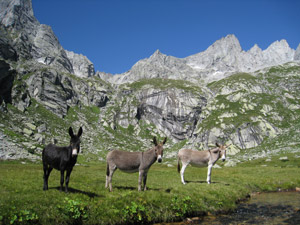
[25,122,36,131]
[37,124,47,133]
[279,156,289,161]
[23,128,33,136]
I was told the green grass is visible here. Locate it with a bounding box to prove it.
[124,78,205,95]
[1,155,299,224]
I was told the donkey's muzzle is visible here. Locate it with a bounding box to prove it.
[157,155,162,163]
[72,149,78,156]
[222,158,225,162]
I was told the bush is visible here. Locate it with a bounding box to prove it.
[122,201,151,224]
[58,197,88,223]
[3,207,39,225]
[171,195,193,218]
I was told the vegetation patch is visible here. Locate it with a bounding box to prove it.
[1,154,300,224]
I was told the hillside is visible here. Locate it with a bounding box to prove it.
[1,0,300,164]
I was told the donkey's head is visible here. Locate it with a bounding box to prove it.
[153,137,167,163]
[69,127,83,157]
[216,143,231,162]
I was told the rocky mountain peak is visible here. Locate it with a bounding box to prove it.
[262,39,294,64]
[209,34,242,53]
[149,49,166,61]
[0,0,37,30]
[294,44,300,61]
[248,44,262,54]
[0,0,96,78]
[65,50,95,78]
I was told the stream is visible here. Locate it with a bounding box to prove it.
[162,191,300,224]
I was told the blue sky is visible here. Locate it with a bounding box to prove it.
[32,0,300,74]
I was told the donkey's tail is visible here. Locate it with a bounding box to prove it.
[177,157,181,173]
[106,163,109,176]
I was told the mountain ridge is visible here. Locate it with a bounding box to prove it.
[108,34,298,84]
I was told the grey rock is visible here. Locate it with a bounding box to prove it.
[1,0,73,73]
[279,156,289,161]
[25,122,36,130]
[109,35,297,84]
[224,160,237,167]
[66,50,95,78]
[0,60,16,105]
[295,44,300,61]
[37,124,46,133]
[133,87,207,141]
[23,128,33,136]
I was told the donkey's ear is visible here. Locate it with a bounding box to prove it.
[153,137,158,146]
[69,127,74,137]
[77,127,83,137]
[163,137,167,145]
[216,143,220,147]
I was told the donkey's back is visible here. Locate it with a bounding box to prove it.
[178,149,210,166]
[106,150,141,172]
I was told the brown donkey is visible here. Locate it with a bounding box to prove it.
[177,143,230,184]
[105,137,167,191]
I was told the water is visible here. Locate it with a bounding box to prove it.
[161,191,300,225]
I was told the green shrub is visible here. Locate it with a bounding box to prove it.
[58,197,88,223]
[122,201,151,224]
[171,195,193,218]
[4,207,39,225]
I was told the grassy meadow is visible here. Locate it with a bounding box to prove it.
[0,154,300,224]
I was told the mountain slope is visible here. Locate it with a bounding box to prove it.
[0,0,300,163]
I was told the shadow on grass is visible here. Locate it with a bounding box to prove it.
[50,187,101,198]
[185,180,230,186]
[114,186,172,192]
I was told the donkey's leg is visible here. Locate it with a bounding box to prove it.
[43,163,48,190]
[138,170,144,191]
[105,175,108,189]
[108,165,116,192]
[65,168,73,193]
[207,164,213,184]
[180,163,188,185]
[43,165,52,190]
[105,163,109,189]
[142,171,148,191]
[60,170,65,191]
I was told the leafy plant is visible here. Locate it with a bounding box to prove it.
[122,201,151,224]
[58,197,88,222]
[5,207,38,224]
[171,195,193,218]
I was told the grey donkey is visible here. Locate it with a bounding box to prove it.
[105,137,167,191]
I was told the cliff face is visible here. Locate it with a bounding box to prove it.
[1,0,300,161]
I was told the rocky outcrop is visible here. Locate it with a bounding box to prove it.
[25,67,109,117]
[111,50,197,84]
[0,0,74,74]
[0,60,16,106]
[295,44,300,61]
[66,50,95,78]
[0,32,18,61]
[135,88,207,140]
